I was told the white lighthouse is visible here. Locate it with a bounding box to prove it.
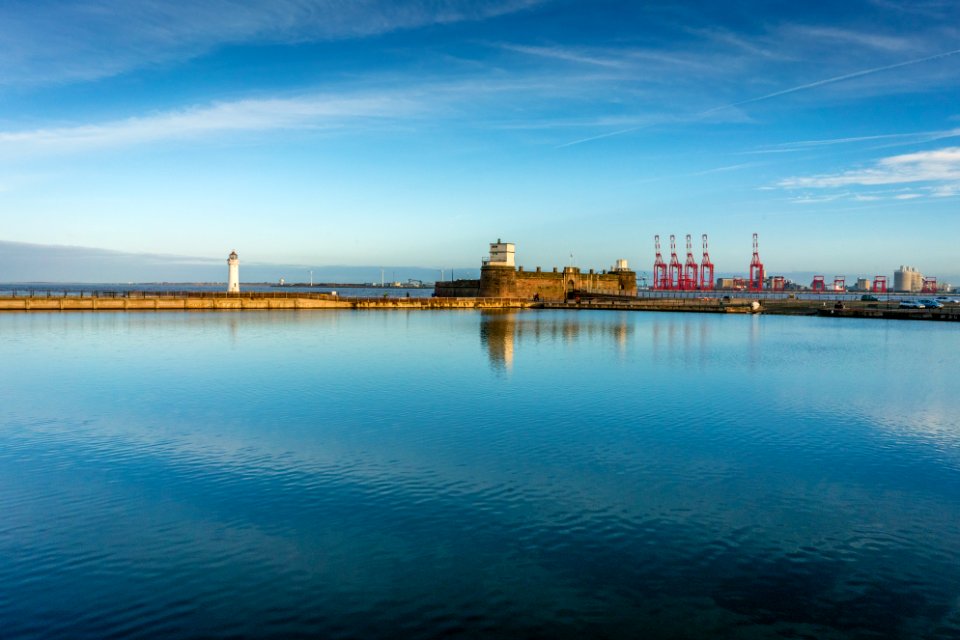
[227,251,240,293]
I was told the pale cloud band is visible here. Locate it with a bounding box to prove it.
[779,147,960,202]
[0,93,427,153]
[780,147,960,188]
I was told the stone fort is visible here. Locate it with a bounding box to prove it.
[434,240,637,301]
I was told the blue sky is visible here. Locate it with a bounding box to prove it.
[1,0,959,282]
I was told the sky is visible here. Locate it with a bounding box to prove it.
[1,0,959,283]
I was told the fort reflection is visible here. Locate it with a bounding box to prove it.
[479,311,517,371]
[479,311,634,370]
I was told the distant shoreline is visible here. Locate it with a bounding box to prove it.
[272,283,428,289]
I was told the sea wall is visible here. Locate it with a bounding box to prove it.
[0,295,533,312]
[433,279,481,297]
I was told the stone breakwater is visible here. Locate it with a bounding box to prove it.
[544,296,960,321]
[0,294,533,312]
[1,293,957,321]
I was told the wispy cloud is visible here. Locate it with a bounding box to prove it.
[0,0,543,85]
[689,162,758,176]
[1,73,630,153]
[497,41,715,72]
[932,183,960,197]
[496,43,628,69]
[789,193,851,204]
[866,0,959,19]
[0,93,426,153]
[555,126,649,149]
[787,183,960,204]
[784,26,914,52]
[541,25,960,148]
[745,128,960,153]
[551,106,755,148]
[689,27,786,61]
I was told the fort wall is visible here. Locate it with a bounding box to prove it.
[433,279,481,297]
[434,265,637,300]
[473,266,636,300]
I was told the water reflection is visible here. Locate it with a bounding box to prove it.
[478,311,745,371]
[479,311,517,372]
[480,311,634,370]
[748,314,761,367]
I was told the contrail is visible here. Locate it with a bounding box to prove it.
[700,47,960,116]
[555,126,646,148]
[559,47,960,148]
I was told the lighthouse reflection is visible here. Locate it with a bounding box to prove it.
[479,311,635,371]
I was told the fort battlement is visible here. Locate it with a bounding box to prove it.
[435,240,637,301]
[434,265,637,301]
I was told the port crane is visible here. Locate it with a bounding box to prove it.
[653,235,668,290]
[748,233,764,292]
[683,234,699,290]
[668,235,682,290]
[700,234,714,290]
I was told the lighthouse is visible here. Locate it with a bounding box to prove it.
[227,251,240,293]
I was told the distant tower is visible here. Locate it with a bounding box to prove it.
[227,251,239,293]
[486,238,516,266]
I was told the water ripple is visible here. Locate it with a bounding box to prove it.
[1,312,959,638]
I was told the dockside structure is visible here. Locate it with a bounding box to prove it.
[434,240,637,300]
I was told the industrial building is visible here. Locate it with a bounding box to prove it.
[894,266,924,293]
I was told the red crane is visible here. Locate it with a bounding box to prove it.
[668,234,682,290]
[772,276,785,291]
[922,277,938,293]
[683,234,699,290]
[812,275,825,292]
[748,233,764,292]
[700,233,714,290]
[873,276,888,293]
[833,276,846,292]
[653,235,668,290]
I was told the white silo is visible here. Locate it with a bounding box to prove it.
[227,251,240,293]
[894,265,923,292]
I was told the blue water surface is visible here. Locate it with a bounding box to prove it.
[1,310,958,639]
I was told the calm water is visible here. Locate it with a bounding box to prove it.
[1,310,959,639]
